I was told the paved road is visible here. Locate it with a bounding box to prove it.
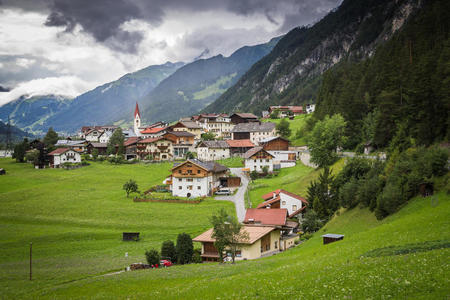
[215,167,248,222]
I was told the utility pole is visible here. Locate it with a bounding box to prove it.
[29,242,32,281]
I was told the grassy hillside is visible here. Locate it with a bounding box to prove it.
[36,189,450,299]
[0,159,234,298]
[263,114,311,146]
[248,159,344,208]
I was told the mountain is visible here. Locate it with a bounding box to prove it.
[0,120,33,144]
[203,0,421,114]
[0,62,184,135]
[0,95,72,134]
[137,37,281,124]
[314,0,449,149]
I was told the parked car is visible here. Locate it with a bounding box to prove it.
[215,188,231,195]
[160,260,173,267]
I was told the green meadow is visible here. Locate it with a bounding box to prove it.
[0,159,234,298]
[263,114,310,146]
[0,158,449,299]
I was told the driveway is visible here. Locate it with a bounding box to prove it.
[215,167,248,222]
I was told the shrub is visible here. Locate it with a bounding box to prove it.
[301,210,323,233]
[161,240,177,263]
[250,170,259,180]
[339,177,360,208]
[145,249,160,266]
[192,248,202,263]
[176,233,193,264]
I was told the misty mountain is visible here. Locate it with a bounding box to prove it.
[137,37,281,124]
[0,94,72,134]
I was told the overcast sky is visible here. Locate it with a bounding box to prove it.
[0,0,341,105]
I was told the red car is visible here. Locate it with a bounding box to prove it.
[160,260,173,267]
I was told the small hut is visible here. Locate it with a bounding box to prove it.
[322,234,344,245]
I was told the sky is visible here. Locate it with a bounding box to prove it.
[0,0,341,105]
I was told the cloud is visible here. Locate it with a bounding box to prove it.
[0,76,92,105]
[1,0,341,54]
[0,0,342,105]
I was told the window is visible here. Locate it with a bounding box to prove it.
[275,241,278,249]
[178,170,182,174]
[187,178,193,182]
[266,159,270,162]
[197,186,201,190]
[292,205,297,211]
[197,178,201,182]
[178,186,182,190]
[187,170,192,174]
[282,201,286,205]
[178,178,182,182]
[197,170,201,174]
[188,185,193,190]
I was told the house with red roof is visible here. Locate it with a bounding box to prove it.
[244,208,300,250]
[140,126,168,138]
[226,139,254,156]
[258,189,308,218]
[48,148,81,168]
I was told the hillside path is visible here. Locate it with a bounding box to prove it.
[215,167,247,222]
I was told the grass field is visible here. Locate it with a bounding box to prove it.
[34,191,450,299]
[0,159,234,298]
[1,158,449,299]
[263,114,310,146]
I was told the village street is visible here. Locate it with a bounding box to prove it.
[215,167,248,222]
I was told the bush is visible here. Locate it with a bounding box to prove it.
[161,240,177,263]
[176,233,193,264]
[300,233,313,241]
[301,210,323,233]
[123,179,138,197]
[145,249,160,266]
[250,170,259,180]
[192,248,202,263]
[339,178,360,208]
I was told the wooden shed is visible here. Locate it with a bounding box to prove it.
[123,232,140,241]
[220,176,241,187]
[322,234,344,245]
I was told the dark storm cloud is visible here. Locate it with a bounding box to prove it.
[1,0,341,53]
[0,86,11,92]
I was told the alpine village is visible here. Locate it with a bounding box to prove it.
[0,0,449,299]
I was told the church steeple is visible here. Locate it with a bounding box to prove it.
[134,102,141,118]
[134,102,141,136]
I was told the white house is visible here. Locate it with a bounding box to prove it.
[268,150,297,169]
[85,128,103,142]
[305,104,315,114]
[243,147,274,172]
[99,130,113,144]
[232,122,277,144]
[48,148,81,168]
[171,159,228,198]
[196,140,230,161]
[257,189,308,218]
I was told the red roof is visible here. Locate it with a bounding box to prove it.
[134,102,140,118]
[244,208,287,226]
[256,196,281,208]
[261,189,308,204]
[140,126,166,134]
[290,106,303,113]
[124,137,140,147]
[226,139,254,148]
[49,148,70,155]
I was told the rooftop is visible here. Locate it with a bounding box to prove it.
[140,127,167,134]
[243,147,274,159]
[244,208,288,226]
[197,140,229,149]
[226,139,254,148]
[172,159,228,173]
[232,122,275,133]
[49,148,71,155]
[193,225,276,244]
[231,112,258,119]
